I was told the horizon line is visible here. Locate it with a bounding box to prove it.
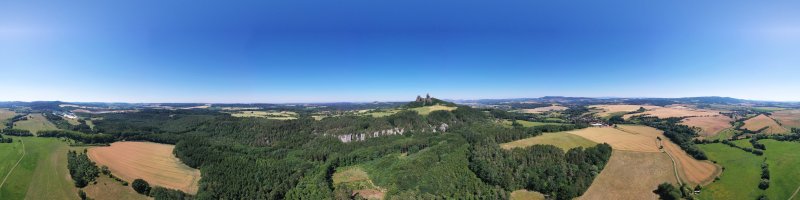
[2,95,798,105]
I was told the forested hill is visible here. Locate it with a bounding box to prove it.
[18,100,610,200]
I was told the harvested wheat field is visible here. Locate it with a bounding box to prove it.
[589,105,660,117]
[88,142,201,194]
[579,150,677,200]
[518,105,567,114]
[772,109,800,129]
[742,114,789,134]
[0,109,16,123]
[567,127,661,152]
[616,125,719,185]
[680,115,733,137]
[627,106,720,119]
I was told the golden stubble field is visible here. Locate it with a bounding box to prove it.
[742,114,789,134]
[569,126,720,199]
[518,105,567,114]
[88,142,201,194]
[680,115,733,137]
[771,109,800,129]
[578,150,677,200]
[590,104,722,120]
[589,105,661,117]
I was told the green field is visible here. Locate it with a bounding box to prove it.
[500,132,597,150]
[697,143,764,199]
[762,139,800,200]
[707,128,738,140]
[732,139,753,149]
[13,114,59,134]
[363,109,400,117]
[0,136,77,200]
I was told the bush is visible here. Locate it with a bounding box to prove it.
[150,186,192,200]
[653,182,681,200]
[78,189,87,200]
[759,179,770,190]
[132,179,151,195]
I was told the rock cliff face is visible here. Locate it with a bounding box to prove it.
[333,123,449,143]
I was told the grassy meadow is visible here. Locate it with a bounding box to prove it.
[0,136,77,200]
[761,139,800,200]
[409,105,456,115]
[697,143,764,200]
[707,128,739,140]
[13,114,58,134]
[500,132,597,150]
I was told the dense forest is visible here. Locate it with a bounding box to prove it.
[463,124,612,199]
[43,101,610,200]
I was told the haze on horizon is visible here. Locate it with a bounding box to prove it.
[1,1,799,103]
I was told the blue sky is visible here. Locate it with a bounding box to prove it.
[1,1,799,103]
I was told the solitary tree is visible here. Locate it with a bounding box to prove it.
[132,179,151,195]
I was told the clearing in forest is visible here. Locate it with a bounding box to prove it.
[333,166,385,200]
[510,190,545,200]
[409,105,456,115]
[518,105,567,114]
[88,142,201,194]
[500,132,597,150]
[680,115,733,137]
[579,150,677,200]
[13,114,58,134]
[742,114,789,134]
[771,109,800,129]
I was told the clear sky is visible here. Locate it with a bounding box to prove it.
[1,1,799,103]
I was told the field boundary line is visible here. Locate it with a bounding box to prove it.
[789,184,800,200]
[659,139,683,186]
[0,138,25,190]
